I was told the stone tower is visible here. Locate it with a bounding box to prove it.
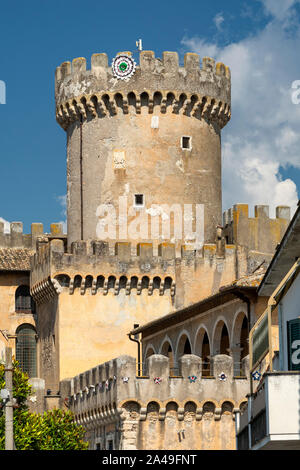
[55,51,231,249]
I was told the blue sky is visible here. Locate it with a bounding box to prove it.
[0,0,300,233]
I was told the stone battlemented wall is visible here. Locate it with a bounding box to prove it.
[60,353,249,450]
[223,204,290,278]
[5,203,287,391]
[0,222,66,249]
[29,237,237,302]
[55,51,231,130]
[223,204,290,250]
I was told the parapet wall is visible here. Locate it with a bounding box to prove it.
[55,51,231,130]
[30,236,237,302]
[61,353,249,423]
[223,204,290,254]
[0,222,66,249]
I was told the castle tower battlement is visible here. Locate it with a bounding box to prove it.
[55,51,231,130]
[223,204,290,253]
[29,237,237,303]
[55,50,232,248]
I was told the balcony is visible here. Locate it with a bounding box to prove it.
[236,371,300,450]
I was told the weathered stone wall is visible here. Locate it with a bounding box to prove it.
[223,204,290,279]
[55,51,231,247]
[36,296,59,393]
[0,221,66,249]
[55,51,231,106]
[60,354,249,450]
[28,205,288,389]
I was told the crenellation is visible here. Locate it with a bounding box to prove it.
[60,61,71,80]
[29,235,242,305]
[255,204,269,218]
[276,205,291,220]
[63,354,249,425]
[215,62,226,77]
[72,57,86,74]
[55,50,231,131]
[50,238,64,253]
[91,53,108,71]
[162,51,179,71]
[0,221,66,249]
[50,223,64,236]
[184,52,200,72]
[222,204,291,254]
[71,241,87,256]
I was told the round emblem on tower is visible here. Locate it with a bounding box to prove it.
[112,54,136,80]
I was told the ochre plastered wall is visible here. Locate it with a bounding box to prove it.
[0,272,35,356]
[57,289,172,380]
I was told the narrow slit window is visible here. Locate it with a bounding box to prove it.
[181,136,191,150]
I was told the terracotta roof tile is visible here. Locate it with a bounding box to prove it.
[0,248,33,271]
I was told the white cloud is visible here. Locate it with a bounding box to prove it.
[260,0,300,21]
[181,3,300,218]
[214,12,225,31]
[56,195,67,234]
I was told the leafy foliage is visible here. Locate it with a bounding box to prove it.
[0,361,88,450]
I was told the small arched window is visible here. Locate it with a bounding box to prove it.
[15,285,35,313]
[16,324,37,377]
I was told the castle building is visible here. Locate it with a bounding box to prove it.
[0,49,292,450]
[236,203,300,450]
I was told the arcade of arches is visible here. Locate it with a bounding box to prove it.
[140,294,257,377]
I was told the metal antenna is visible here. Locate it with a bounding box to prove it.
[136,39,143,51]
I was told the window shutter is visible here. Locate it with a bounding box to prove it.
[287,318,300,371]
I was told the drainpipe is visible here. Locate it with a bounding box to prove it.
[128,324,141,376]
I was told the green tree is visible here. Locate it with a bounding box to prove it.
[0,361,88,450]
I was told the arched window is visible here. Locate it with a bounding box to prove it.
[119,276,128,290]
[16,324,37,377]
[184,338,191,354]
[74,275,82,289]
[141,276,149,290]
[130,276,138,290]
[15,285,35,313]
[107,276,116,290]
[55,274,70,288]
[164,277,172,290]
[85,275,93,289]
[153,277,161,290]
[202,332,211,376]
[213,320,230,356]
[220,324,230,355]
[161,341,176,375]
[96,275,105,290]
[177,334,192,360]
[195,327,211,375]
[240,316,249,359]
